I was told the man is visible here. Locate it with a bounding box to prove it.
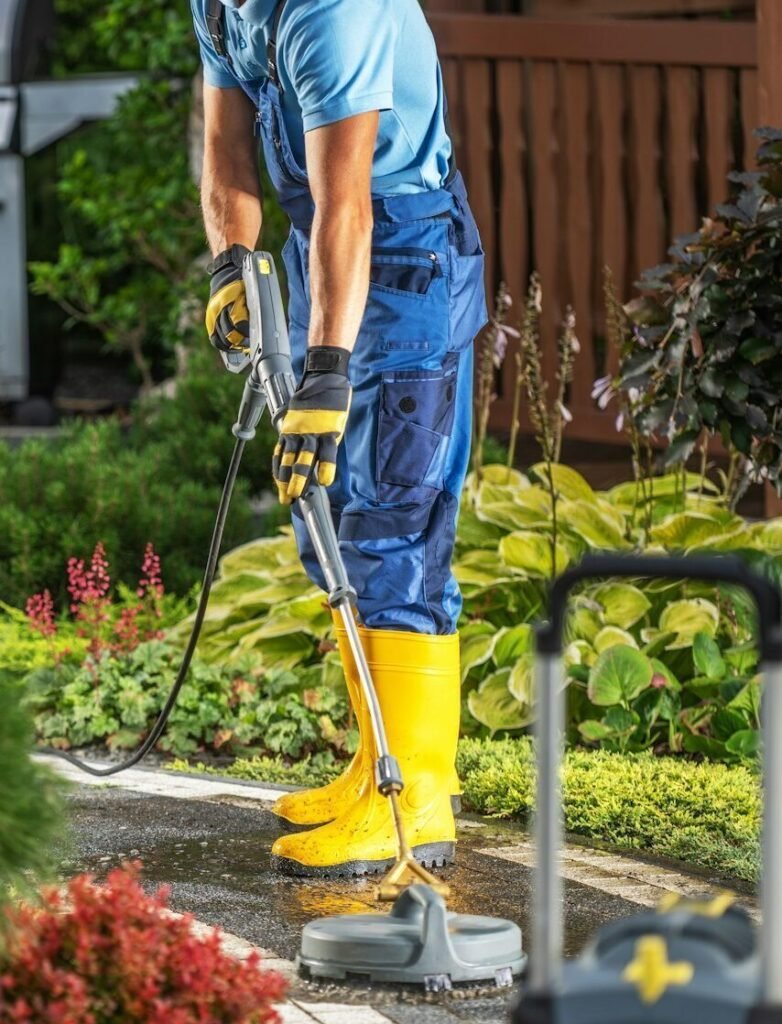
[192,0,487,877]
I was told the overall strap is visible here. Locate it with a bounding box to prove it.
[267,0,289,89]
[441,80,458,185]
[206,0,230,60]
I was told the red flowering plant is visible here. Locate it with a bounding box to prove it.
[25,542,173,665]
[0,862,287,1023]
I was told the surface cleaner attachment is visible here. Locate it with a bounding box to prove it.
[299,884,525,990]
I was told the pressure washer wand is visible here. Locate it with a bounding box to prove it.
[241,252,449,901]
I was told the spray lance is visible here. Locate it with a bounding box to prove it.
[46,251,448,902]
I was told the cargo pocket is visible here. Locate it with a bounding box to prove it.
[369,247,442,301]
[376,362,457,503]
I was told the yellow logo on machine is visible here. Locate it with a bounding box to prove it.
[657,892,736,918]
[622,936,694,1005]
[258,257,272,275]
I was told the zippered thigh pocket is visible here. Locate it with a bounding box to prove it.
[370,247,442,300]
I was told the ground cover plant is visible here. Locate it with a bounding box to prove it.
[0,862,287,1022]
[9,541,350,761]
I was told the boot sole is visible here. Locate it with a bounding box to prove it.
[272,794,462,833]
[270,841,455,879]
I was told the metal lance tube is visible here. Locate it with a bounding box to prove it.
[530,650,564,996]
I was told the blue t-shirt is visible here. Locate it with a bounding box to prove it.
[191,0,453,195]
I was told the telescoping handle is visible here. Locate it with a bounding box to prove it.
[530,554,782,1003]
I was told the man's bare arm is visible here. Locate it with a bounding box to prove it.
[202,84,262,256]
[305,111,378,352]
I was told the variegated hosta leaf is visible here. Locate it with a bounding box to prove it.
[499,530,571,577]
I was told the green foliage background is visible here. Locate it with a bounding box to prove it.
[5,0,294,608]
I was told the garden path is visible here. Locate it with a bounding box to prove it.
[41,757,756,1024]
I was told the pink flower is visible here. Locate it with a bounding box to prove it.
[26,590,56,638]
[138,543,164,606]
[650,672,669,690]
[113,605,141,654]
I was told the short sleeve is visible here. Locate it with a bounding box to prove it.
[190,0,242,89]
[282,0,395,132]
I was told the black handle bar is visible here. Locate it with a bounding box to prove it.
[538,553,782,659]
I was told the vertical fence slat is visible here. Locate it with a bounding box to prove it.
[530,60,561,381]
[595,64,627,375]
[628,66,664,286]
[496,60,528,320]
[703,68,734,212]
[462,58,495,303]
[496,59,528,416]
[561,61,595,409]
[740,67,759,170]
[665,66,699,237]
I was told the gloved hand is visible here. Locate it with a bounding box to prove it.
[205,244,251,352]
[273,346,352,504]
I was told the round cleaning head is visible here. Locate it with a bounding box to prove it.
[298,884,526,991]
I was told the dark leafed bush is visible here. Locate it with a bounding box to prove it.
[619,129,782,492]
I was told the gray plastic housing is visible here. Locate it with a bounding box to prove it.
[299,884,526,988]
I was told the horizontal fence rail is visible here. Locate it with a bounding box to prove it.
[429,14,759,445]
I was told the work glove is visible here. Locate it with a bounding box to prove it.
[205,244,251,352]
[273,345,352,504]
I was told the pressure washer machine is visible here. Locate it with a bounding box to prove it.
[514,553,782,1024]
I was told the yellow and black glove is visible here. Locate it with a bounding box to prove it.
[273,346,352,504]
[205,244,251,352]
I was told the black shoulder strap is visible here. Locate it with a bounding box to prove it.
[206,0,229,59]
[266,0,288,88]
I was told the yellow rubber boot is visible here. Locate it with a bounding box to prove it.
[270,628,460,877]
[271,624,372,829]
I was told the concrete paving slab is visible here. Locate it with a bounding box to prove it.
[296,1002,393,1023]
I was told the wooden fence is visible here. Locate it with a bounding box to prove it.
[429,12,761,444]
[428,1,754,16]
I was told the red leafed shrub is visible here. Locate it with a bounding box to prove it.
[0,862,286,1024]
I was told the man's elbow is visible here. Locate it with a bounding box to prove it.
[315,195,374,242]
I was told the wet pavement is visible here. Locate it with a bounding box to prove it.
[58,782,648,1022]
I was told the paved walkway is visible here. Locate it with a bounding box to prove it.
[41,756,756,1024]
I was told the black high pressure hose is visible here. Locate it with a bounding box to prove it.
[39,436,247,777]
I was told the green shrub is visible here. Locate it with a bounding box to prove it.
[132,346,277,499]
[0,673,66,904]
[170,753,342,789]
[0,418,253,608]
[457,737,760,882]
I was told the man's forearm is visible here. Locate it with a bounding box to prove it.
[201,150,263,257]
[308,200,373,352]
